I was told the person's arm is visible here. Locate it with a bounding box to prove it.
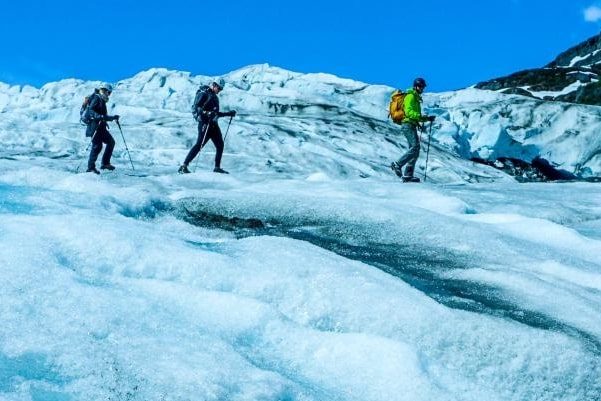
[88,95,119,121]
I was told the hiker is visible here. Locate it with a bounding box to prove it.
[178,79,236,174]
[390,77,435,182]
[83,83,120,174]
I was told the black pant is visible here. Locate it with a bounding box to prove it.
[88,124,115,169]
[183,122,224,168]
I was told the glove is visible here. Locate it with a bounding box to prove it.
[228,110,237,117]
[426,115,436,122]
[113,115,120,121]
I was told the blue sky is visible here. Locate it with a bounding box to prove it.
[1,0,600,91]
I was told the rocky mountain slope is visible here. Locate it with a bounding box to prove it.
[476,33,601,106]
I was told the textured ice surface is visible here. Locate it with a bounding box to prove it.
[0,156,599,401]
[0,66,600,400]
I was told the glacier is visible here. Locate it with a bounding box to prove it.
[1,64,601,179]
[0,65,600,401]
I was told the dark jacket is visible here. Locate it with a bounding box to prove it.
[85,94,110,137]
[194,87,229,125]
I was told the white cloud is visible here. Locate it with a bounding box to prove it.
[584,5,601,22]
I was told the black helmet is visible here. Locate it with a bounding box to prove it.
[413,77,427,88]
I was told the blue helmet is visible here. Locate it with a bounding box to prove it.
[413,77,427,88]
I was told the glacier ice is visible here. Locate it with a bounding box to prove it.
[0,66,600,400]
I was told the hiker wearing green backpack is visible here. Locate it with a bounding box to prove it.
[389,78,435,183]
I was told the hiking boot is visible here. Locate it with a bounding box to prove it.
[100,164,115,171]
[390,162,403,178]
[213,167,229,174]
[402,176,421,183]
[86,167,100,175]
[178,164,191,174]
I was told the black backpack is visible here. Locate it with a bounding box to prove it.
[192,85,211,121]
[80,90,99,125]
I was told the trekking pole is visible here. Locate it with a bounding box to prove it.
[194,121,211,173]
[116,120,135,171]
[75,127,98,173]
[424,122,433,182]
[223,115,233,143]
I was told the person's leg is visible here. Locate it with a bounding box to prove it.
[405,127,420,177]
[101,132,115,167]
[394,124,420,174]
[87,126,106,171]
[183,122,208,166]
[399,125,420,177]
[209,126,224,169]
[207,125,228,173]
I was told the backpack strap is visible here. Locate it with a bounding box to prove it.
[196,87,212,111]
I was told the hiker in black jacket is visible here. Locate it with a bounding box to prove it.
[84,83,120,174]
[179,79,236,174]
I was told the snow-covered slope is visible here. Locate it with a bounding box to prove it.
[1,64,600,181]
[548,34,601,69]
